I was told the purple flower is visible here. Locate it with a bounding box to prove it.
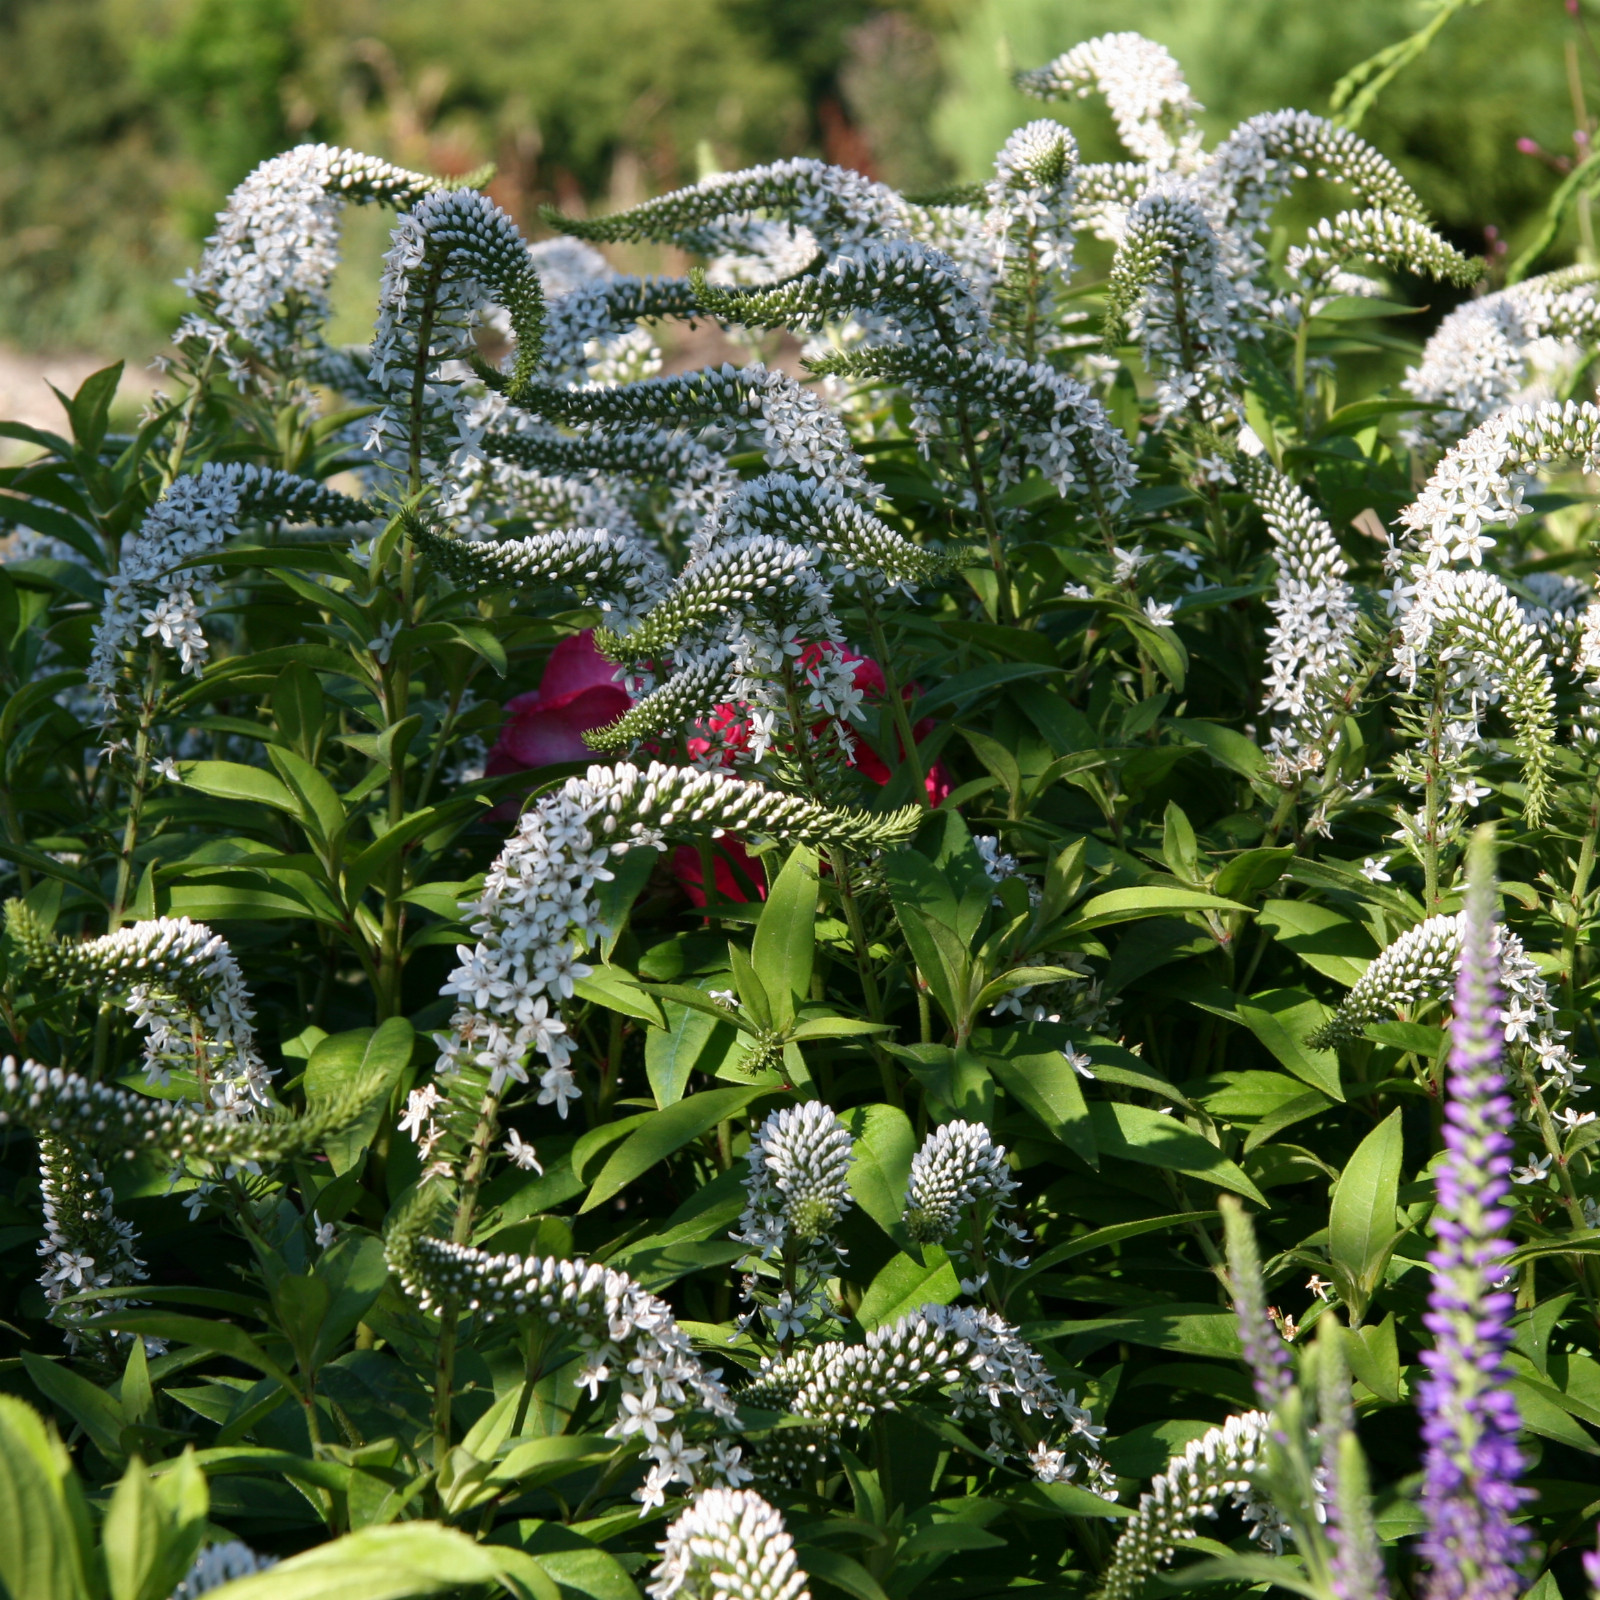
[1417,834,1530,1600]
[1221,1195,1293,1411]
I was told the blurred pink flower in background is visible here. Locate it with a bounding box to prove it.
[488,635,948,902]
[485,630,631,776]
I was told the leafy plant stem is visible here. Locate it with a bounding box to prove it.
[865,601,928,807]
[955,405,1013,625]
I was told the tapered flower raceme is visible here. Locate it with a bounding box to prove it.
[1308,912,1578,1095]
[1220,1196,1294,1411]
[1203,111,1426,235]
[701,473,949,592]
[1103,190,1243,422]
[1072,163,1158,239]
[409,514,669,625]
[0,1058,369,1168]
[1391,568,1557,822]
[179,143,439,360]
[88,465,370,712]
[1312,915,1462,1049]
[1404,270,1600,446]
[1017,33,1205,172]
[902,1120,1018,1243]
[537,275,703,386]
[387,1223,738,1509]
[1286,209,1480,298]
[522,365,872,497]
[742,1302,1109,1488]
[1095,1413,1284,1600]
[587,648,740,753]
[694,240,990,347]
[740,1103,855,1246]
[8,906,269,1109]
[605,536,832,665]
[434,762,918,1122]
[1417,842,1530,1600]
[1317,1325,1390,1600]
[809,342,1135,507]
[649,1489,810,1600]
[481,424,734,527]
[547,159,907,253]
[1398,400,1600,570]
[1240,460,1362,782]
[365,189,546,479]
[35,1135,149,1351]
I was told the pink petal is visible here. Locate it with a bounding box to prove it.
[539,629,627,710]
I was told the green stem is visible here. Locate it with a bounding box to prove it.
[955,406,1013,626]
[1421,674,1447,913]
[865,601,928,807]
[431,1082,504,1485]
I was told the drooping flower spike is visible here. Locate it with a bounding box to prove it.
[1094,1413,1286,1600]
[88,465,371,715]
[8,904,270,1110]
[1017,33,1205,172]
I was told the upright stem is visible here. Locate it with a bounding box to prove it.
[1421,674,1447,913]
[865,602,928,807]
[1561,773,1600,1005]
[431,1082,504,1482]
[955,406,1014,626]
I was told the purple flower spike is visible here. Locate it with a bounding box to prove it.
[1417,831,1530,1600]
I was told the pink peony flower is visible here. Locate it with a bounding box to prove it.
[486,631,632,777]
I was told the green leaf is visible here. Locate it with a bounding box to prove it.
[1065,886,1247,932]
[1214,847,1294,902]
[857,1248,959,1329]
[1168,718,1265,779]
[794,1546,891,1600]
[104,1452,208,1600]
[1236,988,1343,1101]
[1257,899,1376,985]
[21,1351,128,1463]
[1327,1109,1405,1324]
[971,1026,1096,1168]
[840,1103,918,1254]
[1345,1313,1402,1403]
[0,1396,93,1600]
[1017,1212,1217,1281]
[178,760,301,813]
[1088,1103,1268,1204]
[750,846,817,1027]
[571,966,665,1028]
[579,1087,773,1212]
[268,746,348,847]
[83,1314,298,1394]
[306,1021,413,1175]
[505,1522,639,1600]
[65,361,123,455]
[645,997,740,1109]
[202,1523,556,1600]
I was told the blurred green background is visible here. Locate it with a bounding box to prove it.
[0,0,1586,358]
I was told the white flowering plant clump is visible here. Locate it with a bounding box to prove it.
[4,27,1600,1600]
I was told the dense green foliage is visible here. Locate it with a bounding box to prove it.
[2,20,1600,1600]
